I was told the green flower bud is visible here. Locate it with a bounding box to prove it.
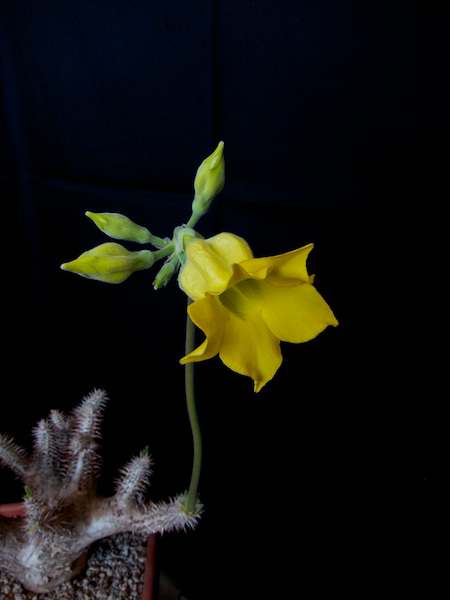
[191,141,225,217]
[60,242,154,284]
[85,211,152,244]
[153,255,179,290]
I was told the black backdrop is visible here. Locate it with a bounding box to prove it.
[1,1,443,597]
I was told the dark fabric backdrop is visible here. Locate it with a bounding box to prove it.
[1,1,444,597]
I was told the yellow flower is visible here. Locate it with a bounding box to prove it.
[60,243,154,284]
[179,233,338,392]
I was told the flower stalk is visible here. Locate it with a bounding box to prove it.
[184,297,202,514]
[58,140,338,522]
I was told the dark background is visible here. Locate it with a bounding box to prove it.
[1,1,443,597]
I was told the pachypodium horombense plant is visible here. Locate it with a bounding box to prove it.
[1,142,337,592]
[0,390,200,592]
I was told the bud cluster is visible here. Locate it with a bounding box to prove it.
[60,142,225,289]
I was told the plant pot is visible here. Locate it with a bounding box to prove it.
[0,502,159,600]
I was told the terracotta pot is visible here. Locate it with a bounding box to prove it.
[0,502,26,518]
[0,503,158,600]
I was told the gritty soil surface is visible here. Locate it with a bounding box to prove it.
[0,532,148,600]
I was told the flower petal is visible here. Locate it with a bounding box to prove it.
[219,311,282,392]
[260,281,338,343]
[240,243,314,286]
[180,234,254,300]
[180,240,233,300]
[206,232,253,264]
[180,296,228,362]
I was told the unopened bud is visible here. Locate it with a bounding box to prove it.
[85,211,152,244]
[192,141,225,217]
[153,255,179,290]
[60,243,154,284]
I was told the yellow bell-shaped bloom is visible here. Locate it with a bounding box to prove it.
[179,233,338,392]
[191,141,225,217]
[60,243,154,284]
[85,211,152,244]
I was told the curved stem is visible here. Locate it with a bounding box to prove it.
[184,298,202,514]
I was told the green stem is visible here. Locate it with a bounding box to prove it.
[147,232,169,247]
[152,244,175,263]
[184,297,202,514]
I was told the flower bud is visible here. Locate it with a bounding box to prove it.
[60,243,154,284]
[191,141,225,217]
[85,211,152,244]
[153,255,179,290]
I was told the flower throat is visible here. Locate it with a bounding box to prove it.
[218,279,263,317]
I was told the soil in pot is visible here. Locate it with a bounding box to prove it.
[0,530,149,600]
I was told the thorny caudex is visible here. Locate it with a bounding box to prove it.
[0,389,201,593]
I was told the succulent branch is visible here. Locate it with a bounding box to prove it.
[0,433,33,481]
[0,390,201,593]
[113,449,153,508]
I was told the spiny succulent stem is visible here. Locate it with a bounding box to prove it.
[0,390,201,593]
